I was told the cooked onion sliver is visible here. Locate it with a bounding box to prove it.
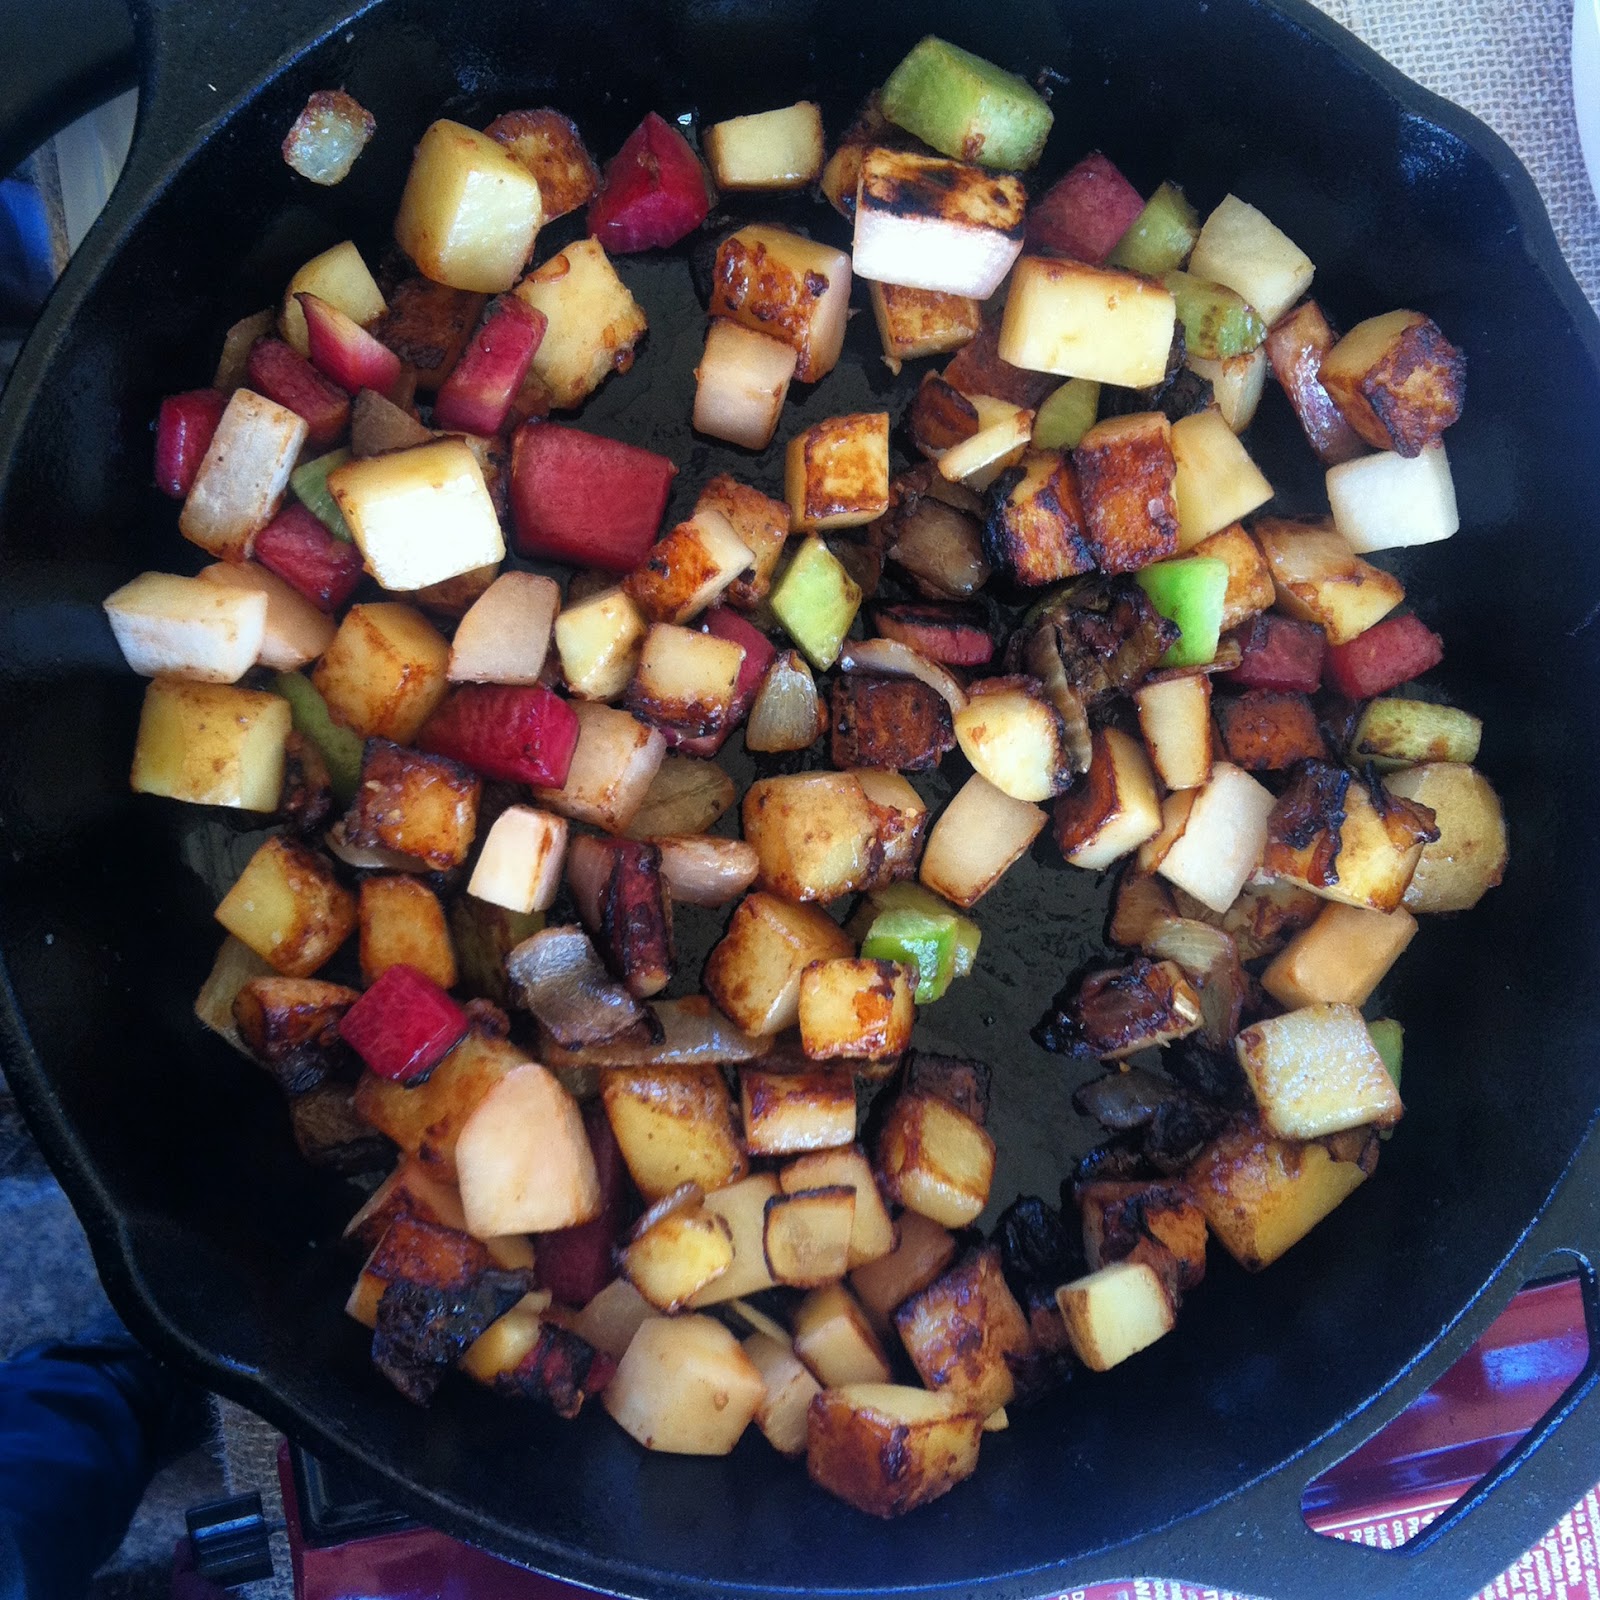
[538,996,766,1070]
[505,924,655,1047]
[655,836,760,907]
[1140,914,1246,1049]
[323,820,429,873]
[745,650,826,753]
[839,638,968,716]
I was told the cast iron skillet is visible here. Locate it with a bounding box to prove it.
[4,1,1600,1595]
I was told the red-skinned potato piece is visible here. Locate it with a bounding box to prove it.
[511,423,677,571]
[1220,613,1326,693]
[155,390,229,498]
[433,297,548,437]
[872,604,994,667]
[253,503,364,613]
[298,293,403,398]
[1025,153,1145,265]
[245,338,351,450]
[339,963,469,1083]
[417,684,580,789]
[588,112,711,253]
[534,1099,636,1305]
[1323,613,1444,700]
[665,608,776,756]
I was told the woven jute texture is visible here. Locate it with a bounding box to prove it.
[1313,0,1600,310]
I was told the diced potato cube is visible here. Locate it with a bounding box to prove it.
[344,738,480,870]
[692,320,798,451]
[571,1277,653,1361]
[688,1173,781,1307]
[785,413,891,532]
[853,768,929,886]
[1326,441,1460,555]
[919,774,1048,909]
[1134,675,1212,791]
[704,102,825,190]
[764,1185,856,1287]
[359,874,456,988]
[531,702,665,833]
[1073,412,1180,574]
[1252,516,1403,645]
[1055,1261,1175,1372]
[952,681,1076,803]
[1350,698,1482,770]
[624,512,754,626]
[554,586,647,701]
[105,572,267,683]
[1154,762,1276,914]
[1078,1178,1208,1291]
[180,389,307,561]
[1261,902,1417,1009]
[459,1301,549,1387]
[1188,195,1314,326]
[131,678,290,812]
[1186,345,1268,432]
[468,805,567,914]
[1385,762,1508,912]
[798,959,915,1062]
[603,1314,765,1455]
[448,571,560,685]
[1053,726,1163,870]
[623,755,736,840]
[806,1383,982,1518]
[741,1069,857,1156]
[895,1248,1032,1415]
[744,1331,821,1457]
[483,108,599,220]
[1318,310,1465,457]
[313,603,450,743]
[394,119,543,293]
[1136,788,1197,876]
[709,225,853,383]
[622,1193,736,1311]
[936,403,1035,493]
[998,257,1177,388]
[195,562,335,672]
[625,623,745,735]
[280,240,386,355]
[1237,1002,1403,1140]
[742,772,890,903]
[982,447,1094,586]
[869,282,982,376]
[792,1283,892,1386]
[601,1064,748,1201]
[214,837,357,976]
[1170,411,1273,550]
[703,891,854,1036]
[1187,522,1276,630]
[781,1146,897,1269]
[696,476,791,609]
[850,1209,956,1338]
[328,440,505,593]
[876,1092,995,1229]
[514,238,648,408]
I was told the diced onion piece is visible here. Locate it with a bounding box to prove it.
[745,650,826,753]
[655,836,760,907]
[839,637,968,715]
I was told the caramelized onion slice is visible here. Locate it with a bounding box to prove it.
[746,650,826,753]
[505,925,655,1048]
[538,996,765,1070]
[838,637,969,716]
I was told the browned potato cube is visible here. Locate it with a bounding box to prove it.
[703,892,854,1037]
[1079,1179,1208,1293]
[214,838,356,977]
[1187,522,1276,630]
[1261,901,1417,1010]
[742,772,893,903]
[894,1247,1033,1416]
[740,1069,857,1156]
[782,1145,897,1269]
[625,623,746,737]
[806,1383,983,1518]
[621,1188,735,1312]
[876,1093,995,1228]
[371,277,485,396]
[851,1210,958,1341]
[1214,690,1328,771]
[763,1185,856,1287]
[696,476,791,610]
[901,1053,991,1127]
[1236,1002,1402,1140]
[907,372,980,460]
[600,1063,748,1201]
[232,975,359,1095]
[1252,517,1404,646]
[130,678,291,812]
[1053,726,1163,871]
[687,1173,781,1308]
[1318,310,1465,457]
[854,769,930,888]
[791,1282,892,1387]
[869,282,982,376]
[313,603,451,743]
[785,413,891,532]
[344,739,480,871]
[983,448,1095,587]
[1108,870,1178,949]
[483,108,599,219]
[1055,1261,1175,1372]
[359,875,456,989]
[343,1156,469,1251]
[1384,762,1508,913]
[1073,413,1179,574]
[514,239,648,410]
[623,511,754,625]
[194,935,274,1057]
[709,225,852,384]
[798,959,915,1062]
[744,1331,821,1457]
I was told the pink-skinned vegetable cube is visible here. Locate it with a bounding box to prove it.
[433,297,548,436]
[1323,613,1444,700]
[1221,613,1326,693]
[155,389,230,499]
[510,422,676,571]
[339,962,469,1083]
[417,683,580,788]
[588,112,711,253]
[665,607,776,755]
[535,1100,635,1304]
[246,338,351,450]
[1026,153,1145,265]
[298,293,403,398]
[252,502,364,613]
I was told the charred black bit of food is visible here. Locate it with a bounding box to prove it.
[1078,1177,1208,1293]
[1323,1125,1382,1176]
[493,1323,617,1418]
[902,1051,993,1125]
[1265,758,1352,887]
[1050,956,1202,1059]
[1072,1065,1178,1131]
[1072,1066,1230,1175]
[279,731,334,835]
[1069,1136,1162,1192]
[232,976,359,1097]
[1164,1034,1256,1113]
[988,1196,1082,1393]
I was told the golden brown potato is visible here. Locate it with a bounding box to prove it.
[358,875,456,989]
[600,1064,748,1201]
[740,1068,857,1156]
[907,372,980,460]
[343,739,480,871]
[214,838,357,977]
[791,1283,893,1387]
[785,413,892,532]
[763,1185,856,1287]
[709,225,852,384]
[483,108,599,219]
[702,892,854,1037]
[849,1209,957,1338]
[983,448,1094,588]
[1264,298,1366,466]
[894,1248,1033,1417]
[798,959,916,1062]
[312,603,451,743]
[1236,1003,1403,1141]
[515,239,649,410]
[1252,516,1403,646]
[622,512,754,626]
[1318,310,1465,457]
[1073,413,1180,574]
[1384,762,1508,913]
[780,1145,898,1269]
[869,282,982,376]
[1053,726,1164,870]
[342,1157,470,1252]
[232,975,359,1095]
[875,1092,995,1228]
[1078,1179,1208,1294]
[621,1187,735,1312]
[130,678,290,812]
[1187,522,1276,629]
[742,772,895,903]
[695,476,791,610]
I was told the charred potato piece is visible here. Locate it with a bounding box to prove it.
[697,476,791,610]
[983,448,1094,587]
[232,975,359,1095]
[894,1247,1033,1416]
[343,738,480,870]
[1213,690,1328,771]
[1264,298,1366,466]
[568,836,675,999]
[600,1063,748,1201]
[371,277,486,395]
[798,958,916,1062]
[785,413,892,532]
[1072,412,1180,574]
[740,1068,857,1156]
[703,891,854,1037]
[1078,1178,1208,1293]
[1318,310,1465,458]
[830,674,954,772]
[901,1052,991,1127]
[1053,726,1164,870]
[908,372,981,460]
[710,225,852,384]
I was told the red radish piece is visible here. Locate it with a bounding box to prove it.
[433,297,548,436]
[253,503,364,613]
[1221,613,1326,693]
[1323,613,1444,700]
[511,423,676,571]
[666,607,776,755]
[588,112,711,253]
[534,1100,635,1304]
[339,963,469,1083]
[245,338,351,450]
[1025,153,1145,265]
[567,835,675,997]
[872,603,995,667]
[154,390,229,499]
[298,293,403,398]
[418,683,580,788]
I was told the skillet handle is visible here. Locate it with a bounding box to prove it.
[1082,1120,1600,1600]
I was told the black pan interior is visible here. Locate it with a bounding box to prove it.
[3,0,1600,1593]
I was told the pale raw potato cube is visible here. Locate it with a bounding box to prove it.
[998,257,1177,388]
[1236,1002,1403,1140]
[131,678,291,811]
[1261,902,1417,1009]
[703,102,824,190]
[709,225,852,384]
[105,572,267,683]
[600,1064,748,1201]
[449,571,560,684]
[851,1211,957,1338]
[531,702,665,833]
[806,1383,982,1518]
[1326,440,1459,554]
[763,1186,856,1287]
[869,282,982,376]
[741,772,887,903]
[1155,762,1276,914]
[1188,522,1277,630]
[554,586,647,700]
[1385,762,1508,913]
[196,563,335,670]
[919,774,1047,909]
[514,238,647,408]
[1054,726,1163,871]
[455,1060,600,1236]
[622,1197,735,1312]
[693,320,798,451]
[1188,194,1315,326]
[180,389,307,561]
[703,891,855,1036]
[1134,675,1212,791]
[328,440,504,593]
[798,959,915,1062]
[1055,1260,1175,1372]
[1170,411,1273,550]
[781,1146,897,1269]
[785,413,891,532]
[1253,516,1404,646]
[624,511,754,626]
[876,1093,996,1229]
[744,1331,821,1457]
[214,836,357,976]
[792,1283,892,1386]
[280,240,386,354]
[468,805,568,914]
[603,1314,765,1455]
[1186,345,1268,432]
[688,1174,781,1307]
[395,119,543,293]
[312,602,450,743]
[571,1277,653,1360]
[936,403,1034,492]
[193,935,274,1056]
[740,1069,857,1156]
[953,684,1073,803]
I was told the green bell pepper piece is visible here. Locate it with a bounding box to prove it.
[1032,379,1101,452]
[291,448,354,542]
[273,671,363,804]
[861,906,959,1003]
[1134,557,1230,668]
[1107,182,1200,276]
[771,538,861,670]
[880,36,1054,170]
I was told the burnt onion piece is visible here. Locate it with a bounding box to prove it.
[1164,1034,1256,1113]
[1071,1065,1179,1132]
[505,925,659,1049]
[876,465,991,599]
[537,995,766,1070]
[1054,957,1203,1060]
[1140,915,1247,1051]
